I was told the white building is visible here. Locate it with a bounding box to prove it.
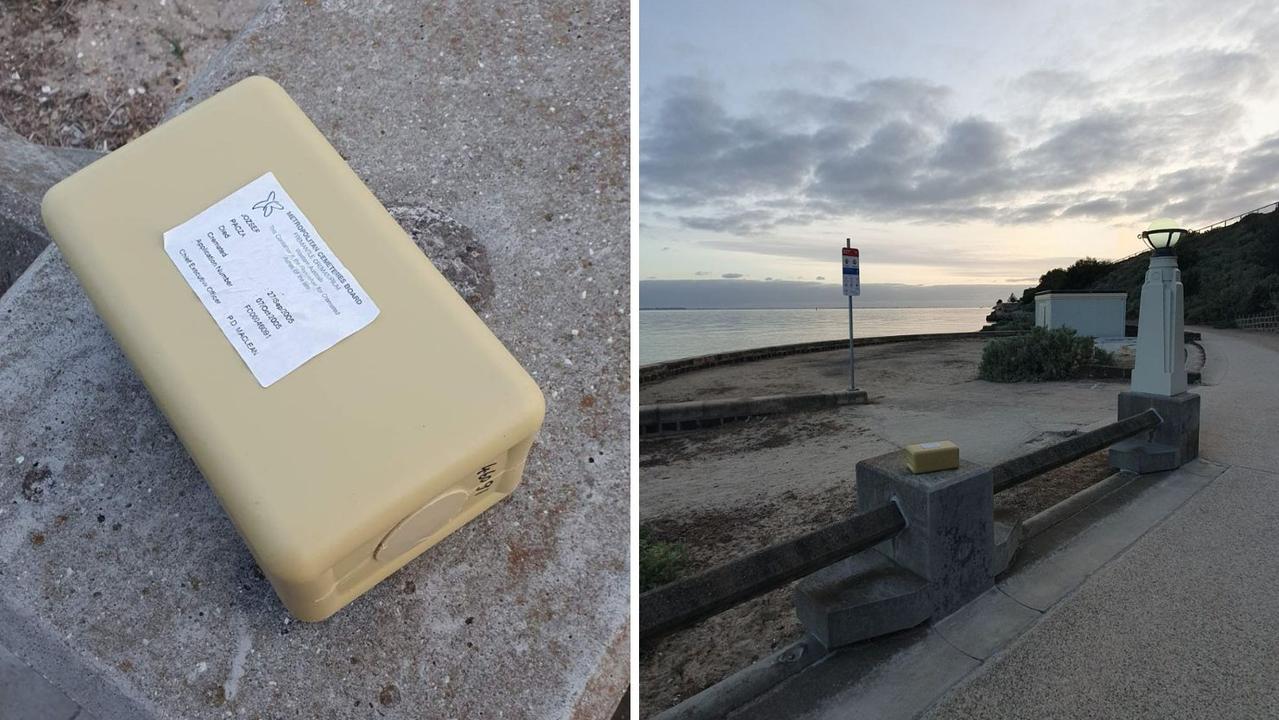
[1034,291,1128,338]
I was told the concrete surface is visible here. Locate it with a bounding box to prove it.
[730,627,979,720]
[996,460,1223,612]
[0,125,100,295]
[0,1,629,719]
[640,338,1125,519]
[0,643,84,720]
[698,458,1224,720]
[932,588,1038,661]
[929,463,1279,718]
[925,327,1279,719]
[667,326,1276,719]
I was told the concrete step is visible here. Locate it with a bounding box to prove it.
[794,550,931,649]
[1110,438,1179,473]
[991,520,1023,576]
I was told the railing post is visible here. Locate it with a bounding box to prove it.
[794,452,997,648]
[1110,392,1200,473]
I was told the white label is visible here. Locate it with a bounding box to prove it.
[163,172,379,387]
[918,442,947,450]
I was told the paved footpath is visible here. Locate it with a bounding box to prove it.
[925,328,1279,719]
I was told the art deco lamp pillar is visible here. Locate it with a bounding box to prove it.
[1110,218,1200,473]
[1131,219,1188,395]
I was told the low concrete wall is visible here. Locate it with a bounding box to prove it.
[639,389,869,435]
[1125,324,1202,342]
[640,331,1017,384]
[1083,365,1202,384]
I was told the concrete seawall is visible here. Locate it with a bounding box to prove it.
[640,331,1018,384]
[639,389,869,436]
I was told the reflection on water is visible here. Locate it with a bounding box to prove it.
[639,307,991,364]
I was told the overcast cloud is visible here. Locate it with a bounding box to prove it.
[639,0,1279,287]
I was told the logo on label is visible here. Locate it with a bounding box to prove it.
[251,191,285,217]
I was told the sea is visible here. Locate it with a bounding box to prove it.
[639,307,991,365]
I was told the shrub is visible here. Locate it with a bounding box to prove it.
[979,327,1110,382]
[640,527,686,592]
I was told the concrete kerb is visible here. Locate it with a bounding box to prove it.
[649,635,827,720]
[639,389,869,436]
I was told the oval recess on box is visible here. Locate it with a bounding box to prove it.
[375,490,470,561]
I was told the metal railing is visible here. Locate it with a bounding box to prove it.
[1193,201,1279,233]
[640,409,1164,643]
[1103,201,1279,268]
[1235,312,1279,332]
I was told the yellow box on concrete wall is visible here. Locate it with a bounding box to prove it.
[41,76,545,621]
[904,441,960,474]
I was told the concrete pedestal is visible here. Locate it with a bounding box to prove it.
[1131,255,1188,397]
[1110,391,1200,473]
[795,452,996,648]
[856,454,995,616]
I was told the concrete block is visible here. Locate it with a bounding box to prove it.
[1110,391,1200,473]
[794,550,931,648]
[0,125,102,294]
[857,453,995,617]
[0,0,629,717]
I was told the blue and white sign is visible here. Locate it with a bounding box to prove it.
[842,247,860,297]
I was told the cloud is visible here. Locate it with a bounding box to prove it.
[693,270,712,276]
[721,272,745,278]
[1060,197,1126,219]
[640,34,1279,235]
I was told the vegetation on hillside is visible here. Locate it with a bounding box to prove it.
[979,327,1114,382]
[1012,209,1279,326]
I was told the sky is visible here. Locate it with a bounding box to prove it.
[638,0,1279,295]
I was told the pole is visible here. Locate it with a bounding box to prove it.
[846,238,855,391]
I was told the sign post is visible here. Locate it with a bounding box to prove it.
[842,240,860,391]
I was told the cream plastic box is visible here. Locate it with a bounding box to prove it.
[904,441,961,474]
[42,76,545,621]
